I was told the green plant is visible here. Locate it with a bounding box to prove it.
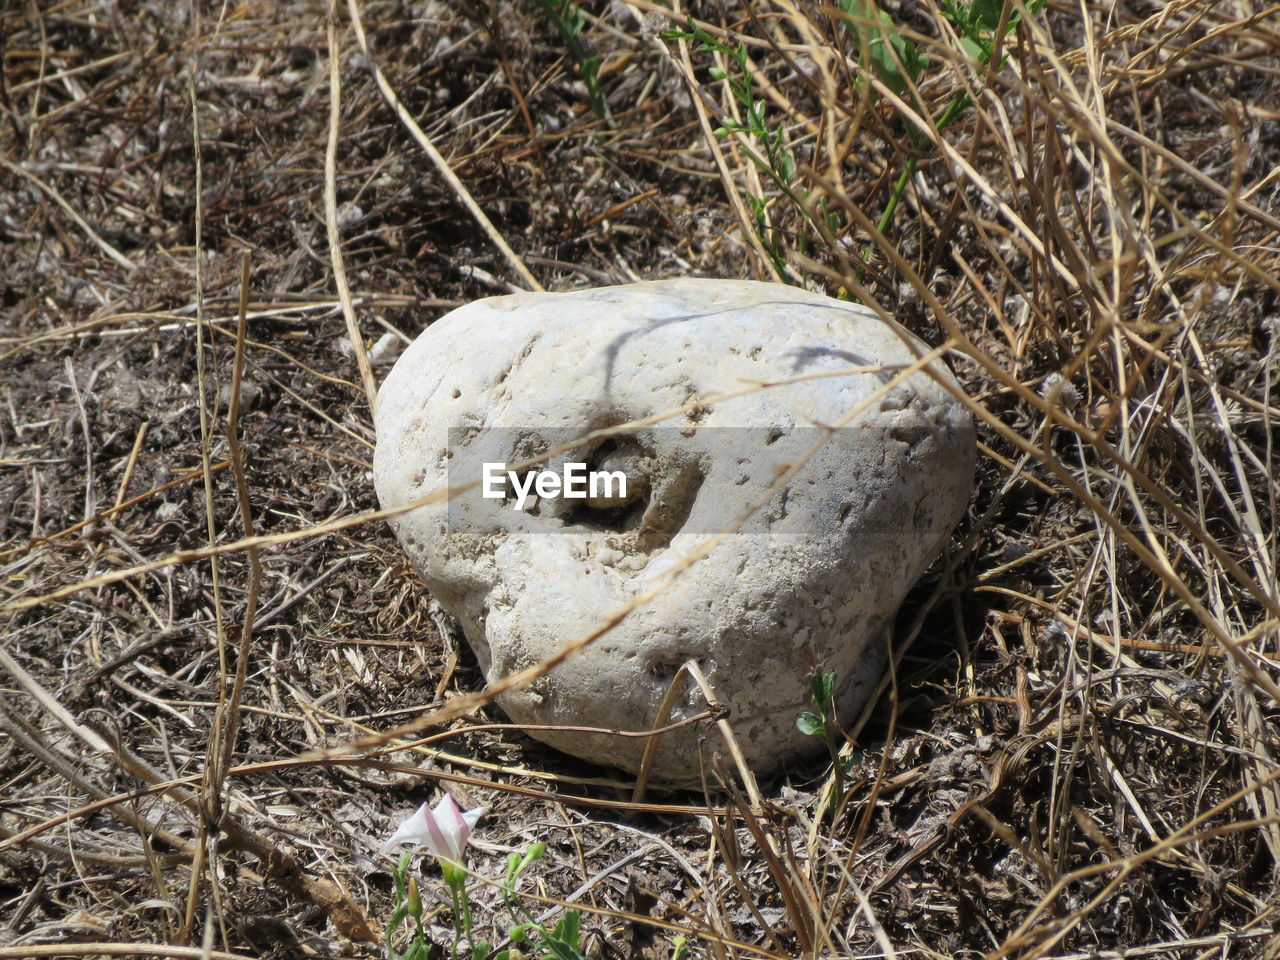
[534,0,610,122]
[386,853,432,960]
[667,0,1044,283]
[796,668,853,817]
[385,797,491,960]
[383,807,695,960]
[660,21,820,280]
[385,841,595,960]
[838,0,1046,269]
[495,843,594,960]
[385,853,496,960]
[841,0,930,100]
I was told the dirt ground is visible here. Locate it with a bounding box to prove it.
[2,1,1280,958]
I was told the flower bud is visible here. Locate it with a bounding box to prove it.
[406,878,422,919]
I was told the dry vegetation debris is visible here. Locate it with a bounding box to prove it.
[1,0,1280,958]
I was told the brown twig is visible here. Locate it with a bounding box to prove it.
[324,0,379,413]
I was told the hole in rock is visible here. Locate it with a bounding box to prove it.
[648,659,679,680]
[635,459,703,553]
[497,431,551,515]
[560,436,651,533]
[541,423,707,554]
[887,424,930,451]
[646,652,700,680]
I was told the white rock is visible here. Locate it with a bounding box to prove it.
[369,331,404,365]
[374,279,974,785]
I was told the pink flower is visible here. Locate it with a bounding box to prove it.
[384,795,486,861]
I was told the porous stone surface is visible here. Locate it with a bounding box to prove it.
[374,279,974,785]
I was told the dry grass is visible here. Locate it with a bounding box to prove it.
[1,0,1279,958]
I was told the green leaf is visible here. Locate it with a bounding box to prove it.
[552,910,581,950]
[972,0,1034,32]
[970,0,1009,31]
[392,852,412,903]
[959,35,986,62]
[543,942,589,960]
[797,712,824,736]
[808,668,837,708]
[941,0,969,27]
[819,669,836,703]
[778,149,796,183]
[552,942,594,960]
[385,903,411,953]
[839,0,926,95]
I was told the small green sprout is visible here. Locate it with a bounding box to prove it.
[667,0,1046,283]
[797,668,854,818]
[533,0,610,122]
[661,20,809,280]
[833,0,1046,272]
[495,843,594,960]
[840,0,929,100]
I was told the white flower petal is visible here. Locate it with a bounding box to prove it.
[383,801,433,852]
[461,806,486,832]
[383,796,487,858]
[432,795,467,861]
[422,797,454,858]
